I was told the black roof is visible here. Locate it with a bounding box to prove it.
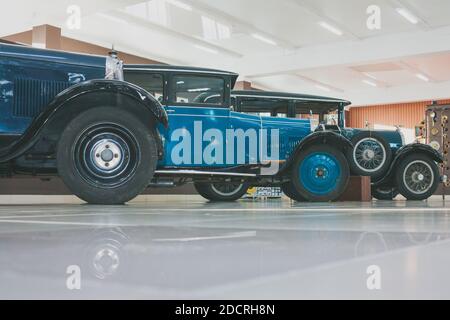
[232,90,351,106]
[125,64,239,88]
[124,64,239,77]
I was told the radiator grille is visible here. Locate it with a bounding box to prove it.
[12,78,70,118]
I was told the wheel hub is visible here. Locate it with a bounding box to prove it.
[92,139,122,171]
[315,167,327,178]
[412,171,425,182]
[362,149,375,160]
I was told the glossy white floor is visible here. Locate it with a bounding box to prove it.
[0,195,449,299]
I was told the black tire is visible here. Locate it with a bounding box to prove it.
[347,132,392,179]
[372,186,399,200]
[57,107,158,204]
[395,153,440,201]
[281,181,305,202]
[291,145,350,202]
[194,182,249,202]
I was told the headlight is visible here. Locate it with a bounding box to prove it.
[430,141,441,150]
[430,111,437,121]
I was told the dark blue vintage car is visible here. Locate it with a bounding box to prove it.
[231,90,444,200]
[0,43,443,204]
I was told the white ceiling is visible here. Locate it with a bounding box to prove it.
[2,0,450,106]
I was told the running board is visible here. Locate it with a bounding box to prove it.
[155,170,257,177]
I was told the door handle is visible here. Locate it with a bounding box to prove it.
[166,109,176,113]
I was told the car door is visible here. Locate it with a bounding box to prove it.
[228,110,262,165]
[160,74,231,168]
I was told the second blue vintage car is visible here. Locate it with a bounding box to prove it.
[231,90,443,200]
[0,43,443,204]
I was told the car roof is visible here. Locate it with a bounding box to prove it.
[124,64,239,77]
[125,64,239,89]
[231,90,351,106]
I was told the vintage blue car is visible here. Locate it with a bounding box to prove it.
[231,90,444,200]
[0,43,442,204]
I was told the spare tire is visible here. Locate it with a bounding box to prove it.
[347,131,392,179]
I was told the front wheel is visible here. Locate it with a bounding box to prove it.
[291,145,350,202]
[395,154,440,201]
[194,182,250,202]
[57,107,158,204]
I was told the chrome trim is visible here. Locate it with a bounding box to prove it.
[124,67,237,76]
[155,170,256,177]
[231,94,346,103]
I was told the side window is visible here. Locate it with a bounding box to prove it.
[173,75,225,105]
[240,98,288,117]
[124,71,164,103]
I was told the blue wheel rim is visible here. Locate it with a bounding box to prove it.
[299,152,341,195]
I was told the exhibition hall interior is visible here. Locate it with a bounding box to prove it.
[1,0,450,300]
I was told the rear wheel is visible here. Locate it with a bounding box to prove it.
[194,182,249,202]
[347,132,392,179]
[372,186,399,200]
[57,107,158,204]
[291,145,350,202]
[281,181,305,202]
[395,154,439,201]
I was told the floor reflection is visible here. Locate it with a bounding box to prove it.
[0,199,449,299]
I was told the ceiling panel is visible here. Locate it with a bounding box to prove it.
[193,0,355,47]
[295,0,421,38]
[406,0,450,28]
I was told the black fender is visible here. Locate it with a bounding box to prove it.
[373,143,443,187]
[0,79,168,162]
[280,131,353,173]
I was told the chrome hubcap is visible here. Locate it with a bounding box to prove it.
[363,149,375,160]
[91,139,122,171]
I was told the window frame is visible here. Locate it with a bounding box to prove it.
[168,73,230,108]
[124,70,167,105]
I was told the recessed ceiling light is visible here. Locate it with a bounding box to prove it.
[194,44,218,54]
[251,33,278,46]
[315,84,331,92]
[416,73,430,82]
[318,21,343,36]
[166,0,192,11]
[363,72,377,80]
[362,79,377,87]
[396,8,419,24]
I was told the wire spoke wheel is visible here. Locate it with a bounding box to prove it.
[347,132,392,179]
[211,182,244,197]
[353,138,386,172]
[403,160,434,195]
